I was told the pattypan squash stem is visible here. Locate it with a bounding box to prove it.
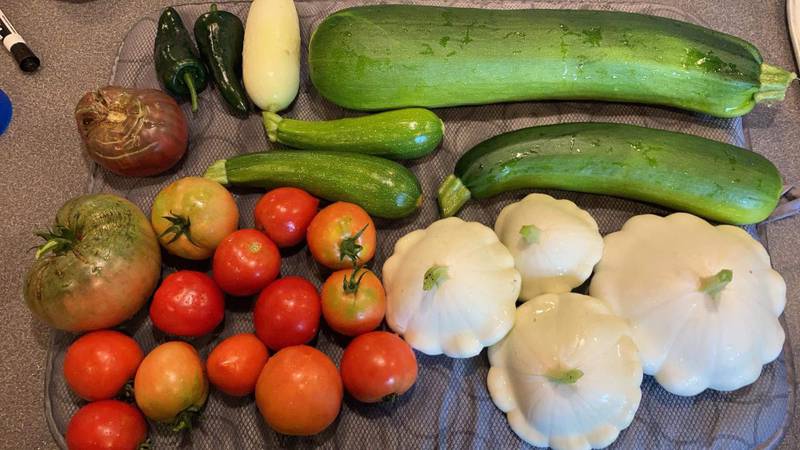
[546,368,584,385]
[423,265,449,291]
[519,224,541,244]
[700,269,733,300]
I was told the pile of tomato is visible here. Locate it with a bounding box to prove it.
[63,178,418,450]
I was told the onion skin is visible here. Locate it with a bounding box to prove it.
[75,86,189,177]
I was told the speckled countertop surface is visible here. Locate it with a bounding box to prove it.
[0,0,798,448]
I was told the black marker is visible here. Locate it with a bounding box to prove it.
[0,8,40,72]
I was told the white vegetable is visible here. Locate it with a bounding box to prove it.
[242,0,301,112]
[590,213,786,396]
[382,217,521,358]
[494,194,603,300]
[488,292,643,450]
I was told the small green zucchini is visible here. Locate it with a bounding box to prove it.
[309,5,796,117]
[438,122,782,224]
[205,151,423,219]
[263,108,444,159]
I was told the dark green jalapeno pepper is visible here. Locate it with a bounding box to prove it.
[154,7,208,112]
[194,4,249,116]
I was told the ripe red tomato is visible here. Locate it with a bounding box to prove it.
[212,229,281,297]
[307,202,376,269]
[150,271,224,338]
[321,268,386,336]
[254,187,319,248]
[253,276,321,351]
[63,330,144,401]
[134,341,208,427]
[255,345,342,436]
[340,331,418,403]
[66,400,147,450]
[207,333,269,397]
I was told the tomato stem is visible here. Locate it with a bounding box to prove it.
[159,212,199,246]
[343,266,368,294]
[34,225,78,259]
[339,224,369,264]
[171,405,202,432]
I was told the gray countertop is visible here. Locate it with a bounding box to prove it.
[0,0,798,448]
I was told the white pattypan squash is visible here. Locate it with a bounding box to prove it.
[488,292,643,450]
[590,213,786,396]
[495,194,603,300]
[383,217,521,358]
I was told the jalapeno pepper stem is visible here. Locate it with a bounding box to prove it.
[183,72,199,112]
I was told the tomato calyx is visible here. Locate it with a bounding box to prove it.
[117,380,136,403]
[171,405,203,432]
[342,266,368,295]
[138,438,153,450]
[382,393,399,403]
[34,225,78,259]
[339,224,369,264]
[159,212,198,246]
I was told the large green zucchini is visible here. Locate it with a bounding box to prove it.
[204,151,423,219]
[437,122,782,224]
[309,5,795,117]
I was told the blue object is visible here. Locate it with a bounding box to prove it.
[0,89,11,135]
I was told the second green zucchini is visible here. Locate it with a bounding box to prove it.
[263,108,444,159]
[438,122,782,224]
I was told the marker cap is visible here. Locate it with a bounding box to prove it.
[10,41,39,72]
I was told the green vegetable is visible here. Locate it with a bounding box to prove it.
[155,7,208,112]
[205,151,423,219]
[309,5,795,118]
[263,108,444,159]
[194,4,249,116]
[437,122,782,224]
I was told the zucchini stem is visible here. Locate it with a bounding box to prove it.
[756,63,797,103]
[204,160,230,185]
[437,174,472,217]
[183,72,199,112]
[262,111,283,142]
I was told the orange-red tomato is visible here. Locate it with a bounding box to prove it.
[66,400,147,450]
[63,330,144,401]
[134,341,208,426]
[306,202,376,270]
[207,333,269,397]
[254,187,319,248]
[340,332,418,403]
[212,229,281,296]
[321,268,386,336]
[255,345,342,436]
